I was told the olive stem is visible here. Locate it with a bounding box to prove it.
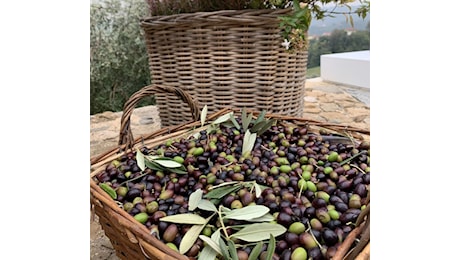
[305,218,323,250]
[218,205,230,240]
[339,151,367,166]
[118,172,149,188]
[298,182,304,200]
[350,164,366,175]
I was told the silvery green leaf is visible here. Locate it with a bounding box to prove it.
[245,213,275,222]
[227,239,238,260]
[188,189,203,211]
[241,108,251,132]
[197,199,218,212]
[212,112,233,125]
[180,222,207,254]
[221,206,232,213]
[204,185,241,199]
[254,183,262,198]
[221,121,236,129]
[209,181,238,189]
[206,124,217,134]
[250,120,266,133]
[198,245,218,260]
[223,205,269,220]
[256,118,277,135]
[211,229,221,243]
[229,113,240,130]
[193,131,201,139]
[229,223,286,242]
[199,235,222,255]
[144,160,163,171]
[266,234,276,260]
[242,130,257,157]
[160,214,207,225]
[153,159,182,168]
[135,149,145,171]
[144,155,160,161]
[253,110,266,125]
[219,238,231,260]
[248,241,263,260]
[200,105,208,127]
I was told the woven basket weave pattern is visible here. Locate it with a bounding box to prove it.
[141,9,307,127]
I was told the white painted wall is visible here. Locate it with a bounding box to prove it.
[320,50,370,88]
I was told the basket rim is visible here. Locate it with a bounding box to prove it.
[140,8,292,24]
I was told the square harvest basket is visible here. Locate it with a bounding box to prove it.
[90,85,370,260]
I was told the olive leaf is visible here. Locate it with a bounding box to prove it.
[144,160,162,171]
[227,239,238,260]
[179,215,213,254]
[198,235,222,255]
[159,214,207,225]
[241,108,252,133]
[220,206,232,213]
[249,120,266,133]
[211,229,222,243]
[192,131,201,139]
[188,189,204,211]
[200,104,208,127]
[223,205,269,220]
[204,185,241,199]
[197,199,218,212]
[135,149,145,171]
[256,118,276,135]
[229,113,240,130]
[208,181,239,189]
[253,110,266,125]
[198,245,218,260]
[153,159,182,168]
[245,213,275,223]
[248,241,263,260]
[242,130,257,157]
[212,112,233,125]
[144,158,187,174]
[266,234,276,260]
[253,182,262,198]
[144,155,160,161]
[229,223,286,242]
[218,237,231,260]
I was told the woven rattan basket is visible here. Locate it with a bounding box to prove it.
[90,85,370,260]
[140,9,308,127]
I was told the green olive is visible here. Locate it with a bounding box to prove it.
[291,246,308,260]
[133,212,148,224]
[327,151,339,162]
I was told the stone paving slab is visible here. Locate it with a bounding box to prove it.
[89,77,370,259]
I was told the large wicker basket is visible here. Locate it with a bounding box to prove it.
[140,9,308,127]
[90,85,370,260]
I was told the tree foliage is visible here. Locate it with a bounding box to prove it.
[90,0,152,115]
[307,26,370,68]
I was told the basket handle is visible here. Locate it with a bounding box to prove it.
[118,84,200,149]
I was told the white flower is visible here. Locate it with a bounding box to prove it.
[281,39,291,50]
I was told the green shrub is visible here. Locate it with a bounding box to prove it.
[90,0,152,115]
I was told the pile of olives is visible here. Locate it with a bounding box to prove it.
[96,119,370,260]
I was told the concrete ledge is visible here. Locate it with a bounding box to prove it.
[320,50,370,88]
